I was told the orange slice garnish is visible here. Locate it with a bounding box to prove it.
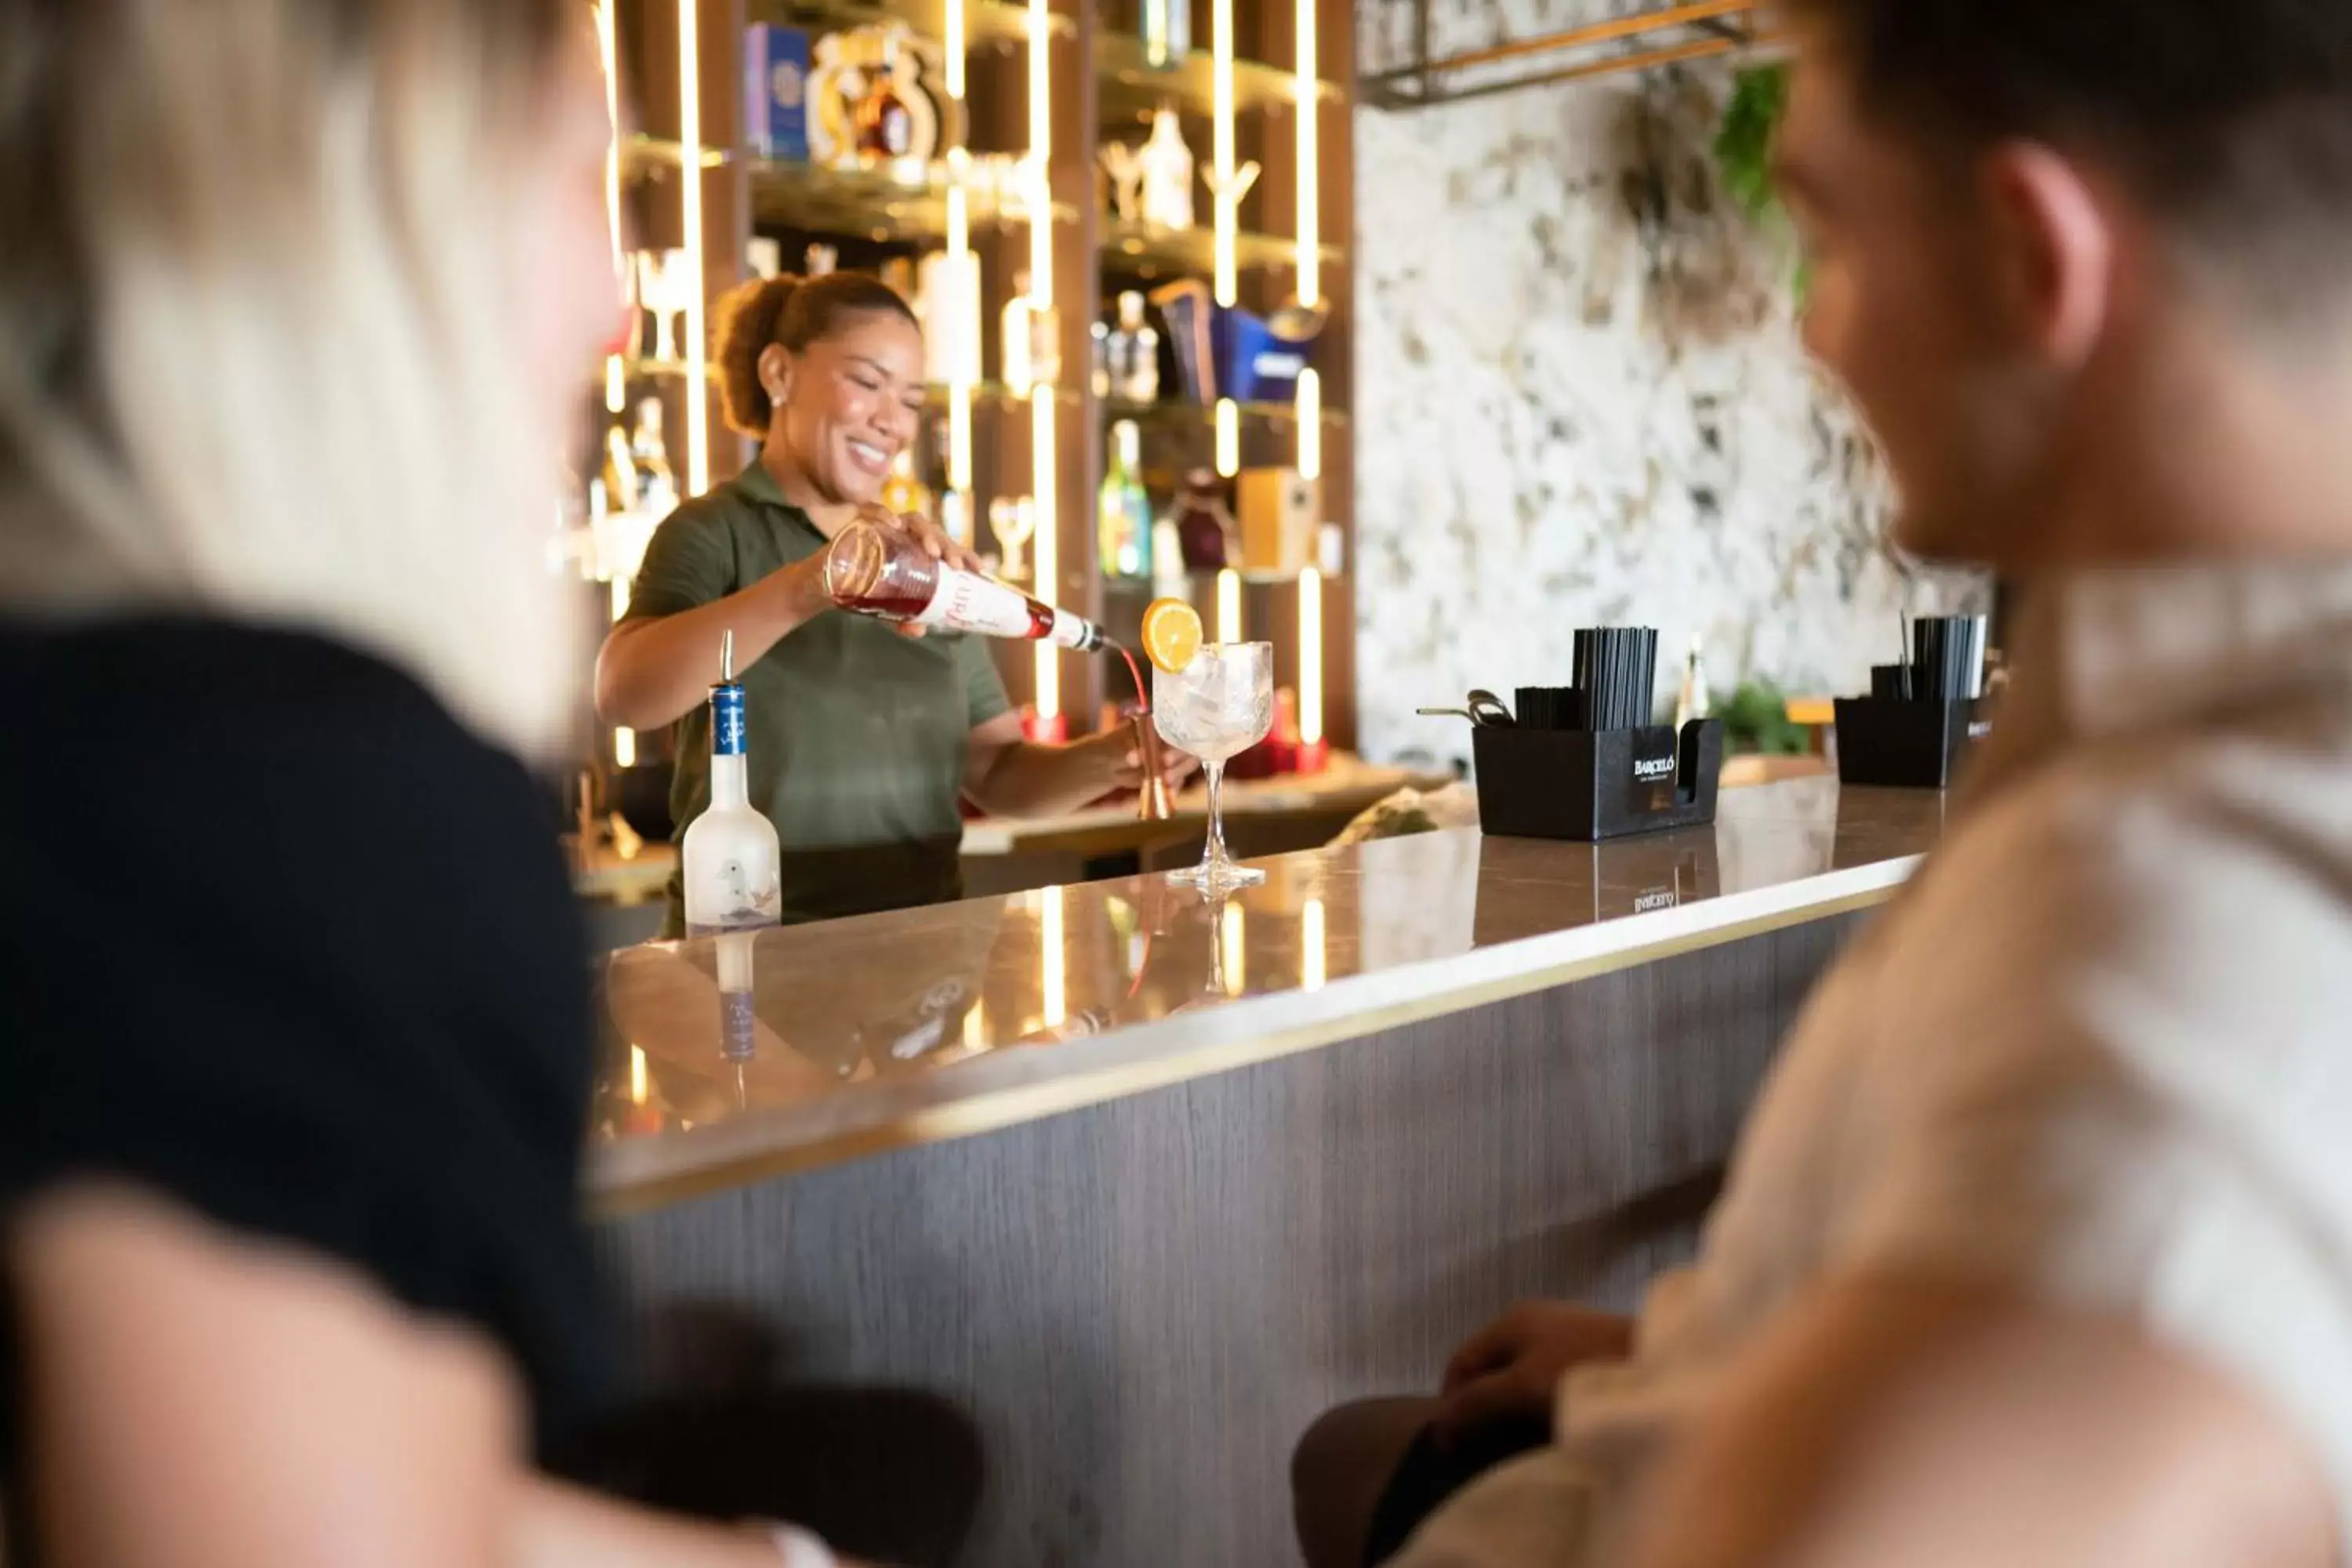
[1141,597,1203,674]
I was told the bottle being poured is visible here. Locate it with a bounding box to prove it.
[680,630,784,938]
[822,510,1109,652]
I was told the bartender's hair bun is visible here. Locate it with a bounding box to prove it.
[714,271,920,437]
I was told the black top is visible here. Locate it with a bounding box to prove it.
[0,618,612,1555]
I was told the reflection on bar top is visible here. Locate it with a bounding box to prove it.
[589,778,1951,1213]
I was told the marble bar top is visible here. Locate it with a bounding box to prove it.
[589,778,1953,1213]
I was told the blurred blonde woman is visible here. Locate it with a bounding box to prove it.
[0,2,886,1563]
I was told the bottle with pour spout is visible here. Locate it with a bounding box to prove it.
[680,630,783,937]
[822,512,1109,651]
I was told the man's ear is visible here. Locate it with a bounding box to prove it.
[1980,140,2115,370]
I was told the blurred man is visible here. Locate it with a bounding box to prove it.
[1296,3,2352,1564]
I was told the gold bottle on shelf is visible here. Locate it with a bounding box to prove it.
[881,448,934,521]
[851,28,914,163]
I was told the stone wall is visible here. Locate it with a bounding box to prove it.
[1350,2,1980,770]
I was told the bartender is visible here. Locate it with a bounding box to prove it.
[597,271,1189,929]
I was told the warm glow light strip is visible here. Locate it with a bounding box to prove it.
[1217,568,1242,643]
[946,169,974,492]
[1222,902,1247,996]
[946,0,972,495]
[1027,0,1057,720]
[677,0,710,495]
[615,727,637,768]
[1302,897,1326,989]
[597,0,626,415]
[629,1044,648,1105]
[1033,389,1058,718]
[1295,368,1321,480]
[1299,566,1323,743]
[1215,397,1240,477]
[1294,0,1319,310]
[1212,0,1237,306]
[1027,0,1054,310]
[1042,887,1068,1026]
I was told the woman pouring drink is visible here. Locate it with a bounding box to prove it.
[596,271,1191,929]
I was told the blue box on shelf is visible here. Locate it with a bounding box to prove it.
[1212,305,1319,404]
[743,24,811,162]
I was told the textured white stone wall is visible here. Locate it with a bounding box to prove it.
[1351,3,1981,771]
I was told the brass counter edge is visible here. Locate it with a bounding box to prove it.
[589,865,1913,1218]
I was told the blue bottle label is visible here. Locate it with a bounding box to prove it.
[710,683,748,757]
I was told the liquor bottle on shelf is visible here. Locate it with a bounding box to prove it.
[1107,291,1160,404]
[851,28,914,162]
[626,397,677,518]
[600,419,641,514]
[880,448,934,521]
[1001,271,1062,394]
[1138,106,1195,231]
[823,513,1109,650]
[1098,419,1151,579]
[1141,0,1192,70]
[1002,270,1035,394]
[681,631,783,938]
[1173,467,1236,571]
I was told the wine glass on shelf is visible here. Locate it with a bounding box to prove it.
[1154,642,1275,891]
[989,495,1036,583]
[633,248,691,365]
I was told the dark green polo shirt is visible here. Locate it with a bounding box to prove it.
[623,463,1011,927]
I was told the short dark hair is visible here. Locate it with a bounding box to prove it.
[1784,0,2352,287]
[712,270,918,437]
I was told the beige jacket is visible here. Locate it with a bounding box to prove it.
[1399,564,2352,1565]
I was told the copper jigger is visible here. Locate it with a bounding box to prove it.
[1134,713,1174,821]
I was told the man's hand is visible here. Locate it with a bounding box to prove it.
[1434,1301,1635,1446]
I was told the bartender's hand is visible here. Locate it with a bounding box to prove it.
[843,505,989,641]
[1108,731,1201,795]
[1432,1301,1635,1446]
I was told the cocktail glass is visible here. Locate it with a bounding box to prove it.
[1154,641,1274,891]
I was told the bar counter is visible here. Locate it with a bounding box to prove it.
[591,778,1949,1563]
[591,777,1940,1210]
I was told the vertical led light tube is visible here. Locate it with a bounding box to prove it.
[946,0,973,496]
[1294,0,1319,311]
[677,0,710,495]
[1217,567,1242,644]
[598,0,626,414]
[1028,0,1058,720]
[1298,566,1323,745]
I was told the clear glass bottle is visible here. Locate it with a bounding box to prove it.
[1141,0,1192,70]
[1113,291,1160,403]
[1002,270,1034,394]
[1098,419,1150,579]
[681,634,783,937]
[627,397,677,518]
[822,514,1109,650]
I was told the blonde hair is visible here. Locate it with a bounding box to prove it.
[0,0,584,760]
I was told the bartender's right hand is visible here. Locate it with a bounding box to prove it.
[873,503,988,577]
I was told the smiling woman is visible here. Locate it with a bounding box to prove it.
[593,273,1172,931]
